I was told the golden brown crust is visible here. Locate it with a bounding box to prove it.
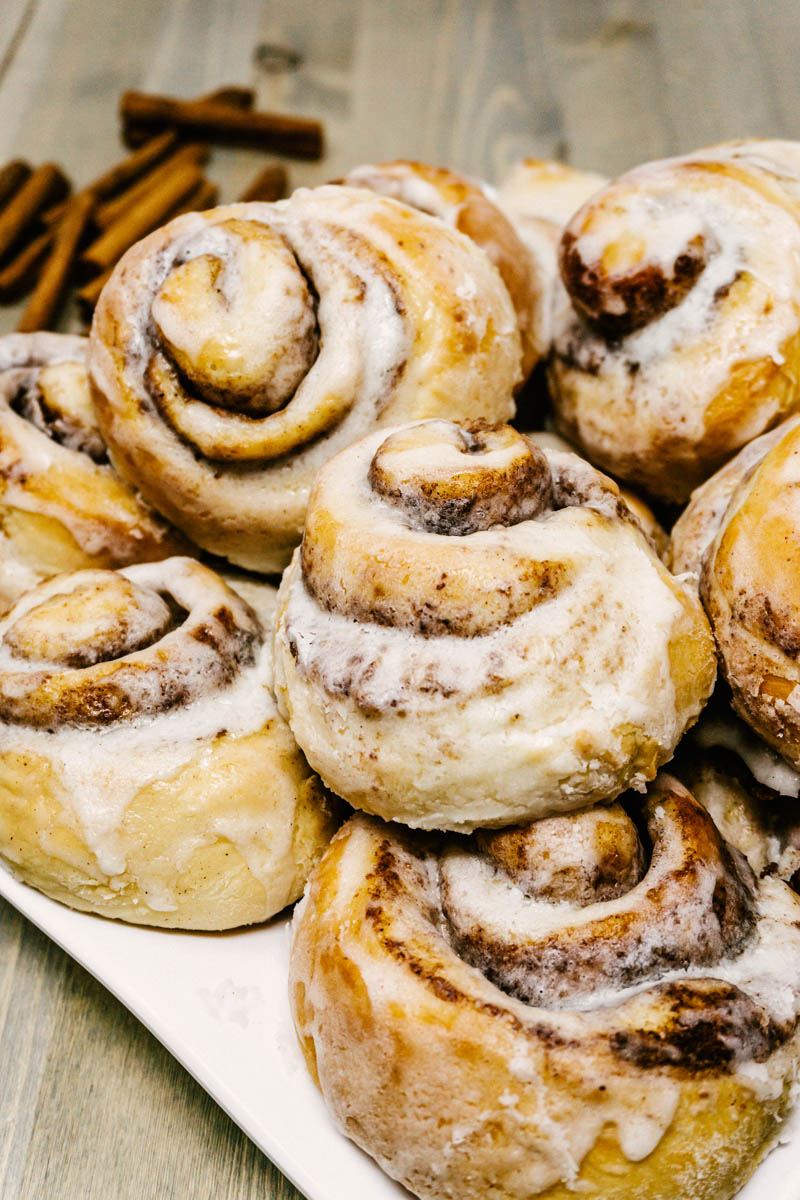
[88,188,521,572]
[548,140,800,503]
[290,779,800,1199]
[699,419,800,766]
[668,419,799,577]
[0,332,184,609]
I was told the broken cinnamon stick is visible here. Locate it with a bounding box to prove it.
[93,142,208,230]
[17,192,95,332]
[81,161,204,273]
[0,160,32,210]
[238,163,288,203]
[120,91,324,160]
[0,228,53,302]
[0,163,70,261]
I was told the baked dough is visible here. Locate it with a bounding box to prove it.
[496,157,607,353]
[291,775,800,1200]
[274,418,715,829]
[673,417,800,767]
[0,558,340,928]
[549,140,800,501]
[0,331,182,609]
[343,159,543,378]
[88,187,522,572]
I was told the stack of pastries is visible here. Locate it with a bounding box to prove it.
[2,141,800,1198]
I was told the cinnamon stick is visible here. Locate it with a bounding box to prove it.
[238,163,288,203]
[0,163,70,261]
[42,130,179,226]
[93,142,208,230]
[0,228,53,302]
[203,85,255,109]
[81,161,204,273]
[0,160,32,210]
[120,91,324,160]
[123,85,256,146]
[17,192,95,332]
[169,176,219,216]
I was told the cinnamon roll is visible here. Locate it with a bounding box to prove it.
[549,140,800,502]
[273,419,715,830]
[496,158,607,353]
[0,558,340,928]
[342,159,542,378]
[88,186,522,573]
[291,776,800,1200]
[672,416,800,769]
[0,332,183,609]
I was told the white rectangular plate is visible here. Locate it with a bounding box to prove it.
[1,862,798,1200]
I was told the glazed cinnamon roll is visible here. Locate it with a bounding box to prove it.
[0,558,340,928]
[342,159,542,378]
[0,332,183,609]
[88,186,522,573]
[549,140,800,502]
[273,419,715,829]
[671,416,800,769]
[496,158,607,352]
[291,776,800,1200]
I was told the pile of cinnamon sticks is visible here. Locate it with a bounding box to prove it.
[0,85,323,332]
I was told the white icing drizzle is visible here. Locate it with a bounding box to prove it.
[0,639,276,888]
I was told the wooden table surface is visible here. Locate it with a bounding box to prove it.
[1,1,800,1196]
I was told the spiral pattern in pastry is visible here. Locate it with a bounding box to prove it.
[672,415,800,770]
[0,558,340,927]
[549,140,800,502]
[273,418,715,829]
[0,332,183,609]
[88,186,522,572]
[343,159,542,377]
[291,777,800,1200]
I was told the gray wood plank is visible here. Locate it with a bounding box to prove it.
[0,912,68,1200]
[0,901,302,1200]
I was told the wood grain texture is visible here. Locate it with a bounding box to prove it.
[2,1,800,1196]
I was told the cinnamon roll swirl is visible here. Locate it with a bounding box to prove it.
[88,186,522,572]
[0,332,183,609]
[672,416,800,769]
[342,159,542,378]
[291,777,800,1200]
[273,419,715,829]
[549,140,800,502]
[0,558,340,928]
